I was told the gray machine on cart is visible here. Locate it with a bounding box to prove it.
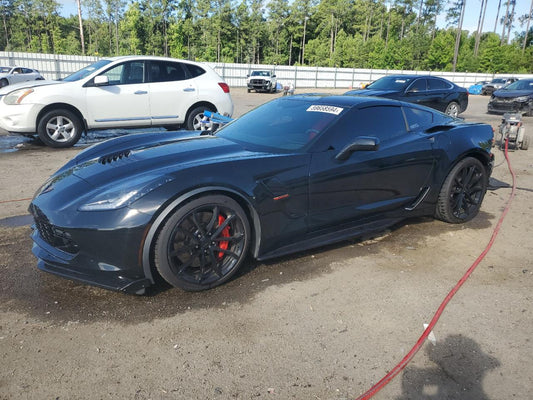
[498,113,529,150]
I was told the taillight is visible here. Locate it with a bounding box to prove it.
[218,82,230,93]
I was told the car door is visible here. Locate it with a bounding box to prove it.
[147,60,198,125]
[308,105,436,232]
[84,60,151,128]
[425,78,453,112]
[403,78,429,107]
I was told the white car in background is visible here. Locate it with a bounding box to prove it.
[0,66,44,88]
[0,56,233,147]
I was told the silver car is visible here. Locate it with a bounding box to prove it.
[0,66,44,88]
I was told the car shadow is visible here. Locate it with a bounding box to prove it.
[0,210,496,325]
[395,334,500,400]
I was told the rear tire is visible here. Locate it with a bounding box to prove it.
[37,109,83,148]
[445,101,460,118]
[154,195,250,291]
[185,106,214,131]
[435,157,488,224]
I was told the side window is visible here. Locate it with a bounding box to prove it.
[149,61,188,83]
[403,107,433,131]
[408,79,427,92]
[100,61,145,85]
[183,63,206,78]
[428,78,450,90]
[356,106,407,141]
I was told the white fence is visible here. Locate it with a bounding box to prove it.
[2,51,533,89]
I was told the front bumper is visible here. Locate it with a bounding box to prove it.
[29,203,155,295]
[488,98,532,114]
[247,80,273,91]
[0,102,41,134]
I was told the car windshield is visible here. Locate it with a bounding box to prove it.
[366,76,414,90]
[0,67,11,73]
[502,80,533,91]
[491,79,506,84]
[62,59,112,82]
[251,71,270,76]
[216,98,344,152]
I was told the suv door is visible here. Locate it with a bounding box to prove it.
[147,60,199,125]
[85,60,151,128]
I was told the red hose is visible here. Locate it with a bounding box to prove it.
[355,139,517,400]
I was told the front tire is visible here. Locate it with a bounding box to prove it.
[154,195,250,291]
[445,101,460,118]
[37,109,83,148]
[185,106,214,131]
[435,157,488,223]
[0,78,8,88]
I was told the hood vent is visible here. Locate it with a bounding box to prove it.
[98,150,132,165]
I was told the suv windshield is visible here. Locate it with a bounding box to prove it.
[367,76,414,90]
[217,98,343,152]
[62,59,112,82]
[251,71,270,77]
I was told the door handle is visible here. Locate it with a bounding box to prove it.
[183,88,195,92]
[134,90,148,95]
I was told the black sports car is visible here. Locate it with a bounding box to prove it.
[487,79,533,116]
[30,95,493,294]
[345,75,468,117]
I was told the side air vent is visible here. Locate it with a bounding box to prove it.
[98,150,132,165]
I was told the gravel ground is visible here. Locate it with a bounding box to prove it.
[0,89,532,399]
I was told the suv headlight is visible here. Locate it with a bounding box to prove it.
[79,175,174,211]
[4,88,34,105]
[513,96,530,102]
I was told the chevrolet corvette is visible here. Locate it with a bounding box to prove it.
[29,95,494,294]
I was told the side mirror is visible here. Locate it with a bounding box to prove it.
[272,74,277,78]
[336,137,379,161]
[94,75,109,86]
[246,74,250,78]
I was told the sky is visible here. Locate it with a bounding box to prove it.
[57,0,532,40]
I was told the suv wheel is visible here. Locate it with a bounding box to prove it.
[37,109,83,148]
[186,106,215,131]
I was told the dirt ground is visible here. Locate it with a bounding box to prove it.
[0,89,532,399]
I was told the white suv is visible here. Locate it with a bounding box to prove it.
[0,56,233,147]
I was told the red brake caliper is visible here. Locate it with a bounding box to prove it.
[217,215,230,259]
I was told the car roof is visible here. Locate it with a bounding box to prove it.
[101,55,203,66]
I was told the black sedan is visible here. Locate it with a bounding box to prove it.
[345,75,468,117]
[29,95,493,294]
[487,79,533,116]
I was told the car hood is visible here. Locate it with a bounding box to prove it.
[346,88,401,97]
[0,79,61,95]
[492,89,533,98]
[58,131,267,187]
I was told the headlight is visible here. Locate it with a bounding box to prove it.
[79,175,174,211]
[4,88,34,104]
[513,96,530,102]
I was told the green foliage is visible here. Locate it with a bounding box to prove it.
[0,0,531,73]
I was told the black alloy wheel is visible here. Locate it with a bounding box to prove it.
[0,78,8,88]
[436,157,488,223]
[154,195,250,291]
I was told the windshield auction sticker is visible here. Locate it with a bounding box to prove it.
[306,105,344,115]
